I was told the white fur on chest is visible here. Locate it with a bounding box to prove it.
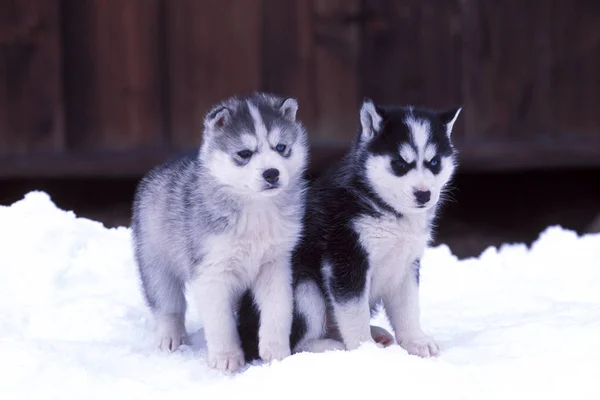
[354,212,430,303]
[200,199,301,280]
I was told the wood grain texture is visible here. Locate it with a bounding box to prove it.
[312,0,361,143]
[462,0,600,143]
[61,0,165,151]
[360,0,463,110]
[167,0,262,148]
[261,0,318,140]
[0,0,65,155]
[1,0,599,176]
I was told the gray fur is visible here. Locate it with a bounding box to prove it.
[131,92,308,373]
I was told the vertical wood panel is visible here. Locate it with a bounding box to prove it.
[462,0,600,142]
[313,0,361,143]
[360,0,463,131]
[61,0,164,152]
[261,0,317,140]
[167,0,262,148]
[0,0,64,155]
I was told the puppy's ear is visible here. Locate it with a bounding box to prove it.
[204,106,231,132]
[359,98,384,143]
[438,106,462,138]
[279,98,299,122]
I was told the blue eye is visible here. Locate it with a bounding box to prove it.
[237,150,253,159]
[429,157,440,167]
[275,144,287,153]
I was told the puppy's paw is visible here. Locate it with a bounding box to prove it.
[208,349,245,373]
[345,336,377,351]
[370,325,395,347]
[399,335,439,358]
[259,340,291,363]
[155,316,186,352]
[156,331,186,352]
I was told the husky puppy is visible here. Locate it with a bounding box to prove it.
[131,93,308,373]
[289,99,461,357]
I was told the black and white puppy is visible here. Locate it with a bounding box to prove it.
[285,99,461,357]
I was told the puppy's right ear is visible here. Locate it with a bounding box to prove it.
[279,97,299,122]
[360,98,383,143]
[204,106,231,132]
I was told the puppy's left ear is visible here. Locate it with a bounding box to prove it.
[279,98,299,122]
[359,98,384,143]
[438,106,462,138]
[204,106,231,132]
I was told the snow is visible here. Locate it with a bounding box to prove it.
[1,191,599,400]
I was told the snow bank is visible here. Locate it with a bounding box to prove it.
[1,191,599,400]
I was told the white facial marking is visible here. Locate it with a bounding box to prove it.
[268,126,282,148]
[399,144,417,164]
[406,118,430,161]
[247,101,268,145]
[366,155,415,212]
[424,144,437,162]
[240,133,257,150]
[365,150,455,214]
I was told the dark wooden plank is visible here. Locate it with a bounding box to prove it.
[462,0,600,142]
[262,0,362,145]
[167,0,262,148]
[312,0,362,143]
[261,0,318,140]
[61,0,165,152]
[0,0,65,156]
[360,0,463,128]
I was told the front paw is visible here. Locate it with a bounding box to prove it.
[208,349,245,373]
[259,340,291,363]
[156,331,186,352]
[155,315,186,352]
[344,336,377,351]
[398,335,439,358]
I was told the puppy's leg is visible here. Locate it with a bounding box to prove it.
[330,293,373,350]
[138,260,187,351]
[383,260,438,357]
[252,257,293,363]
[192,272,245,373]
[292,279,344,354]
[326,254,374,350]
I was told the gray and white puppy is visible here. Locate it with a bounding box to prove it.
[131,92,308,373]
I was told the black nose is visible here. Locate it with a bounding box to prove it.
[262,168,280,184]
[414,190,431,205]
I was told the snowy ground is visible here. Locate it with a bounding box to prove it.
[1,191,599,400]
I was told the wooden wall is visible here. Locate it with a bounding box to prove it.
[0,0,599,178]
